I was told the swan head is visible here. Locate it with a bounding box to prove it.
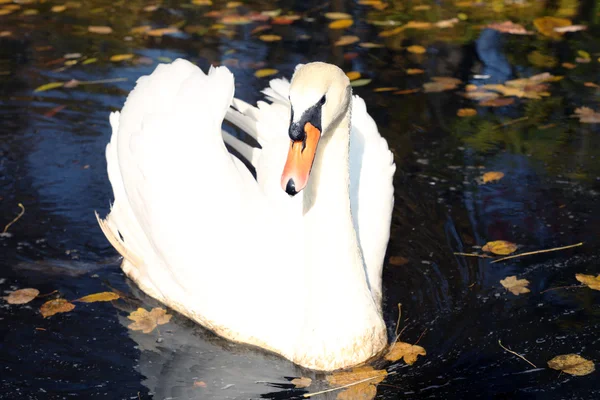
[281,62,351,196]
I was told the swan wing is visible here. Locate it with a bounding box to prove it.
[349,95,396,307]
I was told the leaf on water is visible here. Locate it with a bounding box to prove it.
[82,58,97,65]
[131,25,151,34]
[533,16,571,39]
[147,27,180,37]
[406,68,424,75]
[583,82,599,88]
[407,45,426,54]
[500,276,530,295]
[385,341,427,364]
[128,307,172,333]
[254,68,278,78]
[327,366,387,386]
[110,54,134,62]
[457,108,477,117]
[76,292,120,303]
[250,24,271,35]
[329,19,353,30]
[389,256,409,266]
[404,21,433,30]
[359,42,384,48]
[88,26,112,34]
[479,97,515,107]
[63,79,80,88]
[482,240,515,255]
[325,12,351,20]
[575,273,600,290]
[259,34,281,42]
[271,16,298,25]
[5,288,39,304]
[220,15,252,25]
[351,79,371,87]
[40,299,75,318]
[423,77,460,93]
[554,25,587,33]
[373,87,398,92]
[290,376,312,388]
[51,5,67,13]
[193,380,207,387]
[379,27,403,37]
[192,0,212,4]
[338,382,377,400]
[34,82,64,92]
[460,90,499,101]
[334,35,359,46]
[572,107,600,124]
[487,21,533,35]
[548,354,595,376]
[226,1,242,7]
[435,18,459,29]
[481,171,505,184]
[345,71,361,81]
[394,88,420,95]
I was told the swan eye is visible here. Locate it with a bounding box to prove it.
[318,95,326,106]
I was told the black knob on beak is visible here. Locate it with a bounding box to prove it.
[285,178,298,196]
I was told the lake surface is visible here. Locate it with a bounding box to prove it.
[1,0,600,399]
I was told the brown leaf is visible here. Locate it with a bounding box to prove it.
[406,68,424,75]
[534,16,571,39]
[290,376,312,388]
[40,299,75,318]
[259,34,282,42]
[394,88,420,95]
[487,21,533,35]
[404,21,432,30]
[481,171,505,184]
[389,256,409,266]
[373,87,399,92]
[482,240,516,255]
[479,97,515,107]
[193,380,207,387]
[460,90,500,101]
[575,273,600,290]
[457,108,477,117]
[562,62,577,69]
[359,42,384,48]
[327,366,387,386]
[385,341,426,364]
[128,307,172,333]
[146,27,180,37]
[500,276,530,295]
[572,107,600,124]
[88,26,113,34]
[334,35,359,46]
[337,382,377,400]
[5,288,39,304]
[548,354,595,376]
[76,292,120,303]
[324,12,352,20]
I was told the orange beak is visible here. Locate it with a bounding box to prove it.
[281,122,321,195]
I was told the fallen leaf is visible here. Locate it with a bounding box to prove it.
[40,299,75,318]
[34,82,64,92]
[575,273,600,290]
[385,341,426,364]
[226,1,242,7]
[327,366,387,386]
[413,5,431,10]
[534,16,571,39]
[110,54,134,62]
[379,26,403,37]
[404,21,432,30]
[290,376,312,388]
[220,15,252,25]
[500,276,530,295]
[548,354,595,376]
[394,88,420,95]
[131,25,151,34]
[487,21,533,35]
[457,108,477,117]
[76,292,120,303]
[325,12,351,20]
[553,25,587,33]
[461,90,500,101]
[51,5,67,13]
[335,35,359,46]
[481,171,505,184]
[192,0,212,4]
[5,288,39,304]
[482,240,515,255]
[373,87,398,92]
[406,68,424,75]
[259,34,282,42]
[572,107,600,124]
[250,24,271,35]
[389,256,409,266]
[351,79,372,87]
[128,307,172,333]
[423,77,460,93]
[271,16,298,25]
[435,18,459,29]
[345,71,361,81]
[88,26,112,34]
[44,104,67,118]
[193,380,207,387]
[479,97,515,107]
[584,82,599,88]
[254,69,278,78]
[359,42,384,48]
[407,45,426,54]
[146,27,180,37]
[337,382,377,400]
[329,19,353,29]
[82,58,98,65]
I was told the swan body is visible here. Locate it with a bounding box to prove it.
[98,59,395,371]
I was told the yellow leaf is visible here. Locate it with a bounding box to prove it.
[147,27,180,37]
[76,292,120,303]
[82,58,97,65]
[373,87,399,92]
[34,82,64,92]
[226,1,242,7]
[500,276,530,295]
[385,341,426,364]
[40,299,75,318]
[346,71,361,81]
[407,45,426,54]
[334,35,359,46]
[290,376,312,388]
[110,54,134,62]
[359,42,384,48]
[406,68,424,75]
[534,16,571,39]
[404,21,432,30]
[575,273,600,290]
[482,240,516,255]
[329,19,353,30]
[131,25,151,34]
[254,68,278,78]
[88,25,112,34]
[457,108,477,117]
[481,171,505,183]
[379,26,403,37]
[51,5,67,13]
[325,12,352,20]
[192,0,212,4]
[259,34,282,42]
[548,354,595,376]
[337,382,377,400]
[5,288,39,305]
[128,307,172,333]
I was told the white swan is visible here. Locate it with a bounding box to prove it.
[97,59,395,371]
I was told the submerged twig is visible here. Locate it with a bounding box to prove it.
[495,116,529,129]
[414,328,428,346]
[490,242,583,264]
[393,303,402,341]
[3,203,25,233]
[454,252,493,259]
[498,340,537,368]
[540,284,585,294]
[303,372,396,398]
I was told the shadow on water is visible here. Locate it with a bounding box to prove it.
[1,0,600,399]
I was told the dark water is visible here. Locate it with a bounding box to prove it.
[1,0,600,399]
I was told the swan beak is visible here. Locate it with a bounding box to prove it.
[281,122,321,196]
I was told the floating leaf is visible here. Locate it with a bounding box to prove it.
[373,87,398,92]
[548,354,595,376]
[334,35,359,46]
[394,88,420,95]
[389,256,409,266]
[345,71,361,81]
[572,107,600,124]
[325,12,351,20]
[554,25,587,33]
[329,19,353,29]
[385,341,426,364]
[457,108,477,117]
[88,26,112,34]
[487,21,533,35]
[406,68,424,75]
[128,307,172,333]
[479,97,515,107]
[110,54,134,62]
[534,16,571,39]
[407,45,426,54]
[193,380,207,387]
[482,240,516,255]
[147,27,180,37]
[435,18,459,29]
[51,5,67,13]
[82,58,97,65]
[351,79,372,87]
[40,299,75,318]
[423,78,460,93]
[575,273,600,290]
[259,34,281,42]
[500,276,530,295]
[404,21,432,30]
[220,15,252,25]
[291,377,312,388]
[359,42,384,48]
[379,26,403,37]
[192,0,212,4]
[34,82,64,92]
[76,292,120,303]
[5,288,39,304]
[481,171,505,184]
[271,16,298,25]
[327,366,387,386]
[254,68,278,78]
